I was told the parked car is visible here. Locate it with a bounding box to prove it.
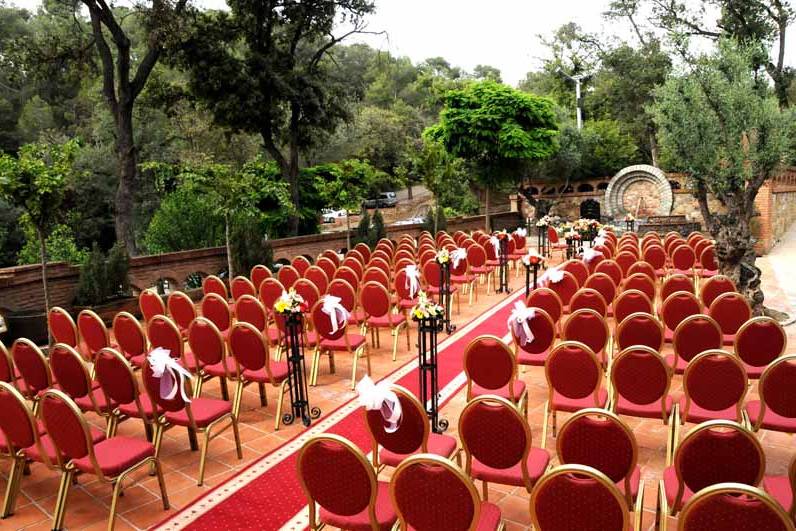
[321,209,346,223]
[362,192,398,209]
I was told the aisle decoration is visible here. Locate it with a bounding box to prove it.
[411,292,447,432]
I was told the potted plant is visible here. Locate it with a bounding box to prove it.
[73,243,137,323]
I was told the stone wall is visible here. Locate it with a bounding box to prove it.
[755,168,796,253]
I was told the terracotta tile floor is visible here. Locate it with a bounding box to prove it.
[3,234,796,530]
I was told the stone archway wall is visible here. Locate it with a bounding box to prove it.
[604,164,673,218]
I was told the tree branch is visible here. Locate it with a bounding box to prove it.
[85,1,118,117]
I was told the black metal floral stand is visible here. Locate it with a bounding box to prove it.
[416,315,447,433]
[438,261,456,334]
[537,224,547,257]
[281,312,320,427]
[625,219,635,232]
[524,261,542,298]
[496,237,510,294]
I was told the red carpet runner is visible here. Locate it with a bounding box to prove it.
[155,289,524,530]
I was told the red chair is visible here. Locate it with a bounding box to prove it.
[11,338,52,409]
[48,306,79,349]
[595,259,623,287]
[235,294,268,332]
[360,282,409,362]
[658,420,764,525]
[671,244,697,276]
[545,270,579,312]
[50,343,113,420]
[76,309,115,361]
[464,335,527,414]
[643,245,667,276]
[763,454,796,523]
[542,341,608,447]
[679,483,793,531]
[586,248,607,272]
[700,274,736,308]
[364,384,458,470]
[320,249,340,267]
[615,312,664,352]
[139,289,166,325]
[315,257,337,283]
[459,395,550,498]
[661,274,695,303]
[292,255,311,276]
[668,314,723,373]
[511,307,556,367]
[622,273,656,302]
[0,341,19,389]
[140,315,188,369]
[615,251,638,275]
[556,408,645,518]
[531,464,637,531]
[188,317,231,399]
[450,252,478,303]
[699,246,719,278]
[570,288,608,317]
[249,264,272,290]
[328,278,365,327]
[660,291,702,342]
[393,267,419,312]
[423,260,460,313]
[230,275,256,301]
[294,278,322,314]
[310,299,369,389]
[562,309,609,367]
[166,290,196,337]
[201,292,232,340]
[613,289,654,324]
[304,265,330,295]
[297,433,397,530]
[40,389,168,530]
[546,226,568,260]
[627,261,656,282]
[202,274,229,299]
[354,242,371,262]
[333,265,361,295]
[259,277,285,315]
[467,243,494,292]
[390,454,503,531]
[227,322,289,430]
[526,287,564,329]
[584,272,617,314]
[747,354,796,435]
[342,256,364,279]
[708,292,751,345]
[561,259,589,288]
[95,347,158,439]
[362,267,390,289]
[142,356,241,486]
[111,312,148,364]
[277,264,301,289]
[735,316,787,378]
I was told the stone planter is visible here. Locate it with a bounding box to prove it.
[2,309,48,345]
[73,296,139,325]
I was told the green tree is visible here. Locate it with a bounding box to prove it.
[142,188,225,254]
[651,40,790,311]
[580,120,640,177]
[0,138,80,313]
[425,81,559,230]
[17,222,87,265]
[472,64,503,83]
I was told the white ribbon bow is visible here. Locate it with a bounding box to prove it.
[598,228,608,237]
[321,295,349,333]
[593,236,607,247]
[404,264,420,299]
[451,248,467,269]
[356,376,402,433]
[514,228,527,237]
[522,250,544,267]
[540,267,564,286]
[508,301,536,345]
[582,248,604,263]
[489,236,501,258]
[147,347,192,403]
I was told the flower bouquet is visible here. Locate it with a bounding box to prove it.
[435,248,450,265]
[274,288,307,315]
[411,291,444,321]
[522,250,545,267]
[624,213,635,222]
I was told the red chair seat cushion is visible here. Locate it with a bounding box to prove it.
[617,465,642,501]
[470,447,550,488]
[471,266,494,274]
[347,310,367,325]
[266,327,280,345]
[613,395,674,421]
[74,389,116,414]
[763,475,793,513]
[319,480,396,531]
[551,389,608,413]
[701,269,718,278]
[451,274,475,284]
[741,361,766,379]
[476,501,502,531]
[72,436,155,477]
[663,465,694,511]
[678,396,741,424]
[367,314,406,328]
[118,392,161,419]
[379,433,457,468]
[664,327,675,343]
[722,333,735,346]
[320,334,367,352]
[425,285,459,296]
[471,380,527,403]
[746,400,796,433]
[242,360,289,384]
[204,357,236,378]
[517,348,550,367]
[398,299,417,310]
[25,426,105,464]
[164,397,232,428]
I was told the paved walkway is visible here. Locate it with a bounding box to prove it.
[759,221,796,323]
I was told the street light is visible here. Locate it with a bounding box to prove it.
[558,69,591,130]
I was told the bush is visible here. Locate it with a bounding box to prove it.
[422,207,447,233]
[353,210,371,247]
[142,188,224,254]
[17,222,88,266]
[371,209,386,242]
[74,242,131,306]
[230,215,274,275]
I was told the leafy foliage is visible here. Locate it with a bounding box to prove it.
[74,242,131,306]
[17,222,87,265]
[142,188,224,254]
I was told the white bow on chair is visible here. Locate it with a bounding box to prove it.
[321,294,350,333]
[514,228,527,237]
[598,228,608,238]
[507,301,536,345]
[593,236,607,247]
[489,236,501,258]
[148,347,192,403]
[539,267,564,286]
[451,248,467,269]
[582,248,603,263]
[404,264,421,299]
[356,376,402,433]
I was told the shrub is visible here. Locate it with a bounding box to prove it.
[142,188,224,254]
[17,222,88,265]
[423,207,447,233]
[74,243,131,306]
[230,215,274,275]
[353,210,371,247]
[371,209,386,243]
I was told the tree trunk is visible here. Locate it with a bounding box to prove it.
[407,183,413,200]
[484,187,491,232]
[649,131,660,168]
[345,211,351,251]
[711,207,764,314]
[115,105,139,255]
[37,226,51,345]
[225,213,234,280]
[287,102,302,236]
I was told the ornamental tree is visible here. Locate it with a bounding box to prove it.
[651,40,790,312]
[425,81,559,230]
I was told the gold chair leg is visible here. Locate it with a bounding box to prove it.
[633,480,645,531]
[1,456,24,517]
[274,380,288,431]
[232,380,245,420]
[541,400,550,450]
[482,480,489,501]
[656,479,669,531]
[232,416,243,459]
[107,477,124,531]
[405,322,411,351]
[310,348,320,387]
[154,458,170,509]
[197,429,210,486]
[391,327,399,362]
[351,348,359,390]
[52,468,74,531]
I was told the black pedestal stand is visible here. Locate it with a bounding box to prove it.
[537,225,547,257]
[524,262,541,298]
[416,315,447,433]
[281,313,320,427]
[625,220,635,232]
[496,237,511,294]
[438,261,456,334]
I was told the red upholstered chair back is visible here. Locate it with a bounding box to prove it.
[139,289,166,325]
[530,465,629,531]
[142,358,192,413]
[545,341,602,402]
[201,293,231,333]
[525,288,563,324]
[146,315,183,360]
[112,312,147,360]
[311,300,346,341]
[615,252,638,275]
[661,291,701,333]
[50,344,93,400]
[228,322,270,375]
[513,232,527,250]
[627,261,656,282]
[394,268,416,300]
[333,266,359,291]
[679,484,793,531]
[202,275,228,299]
[95,348,142,410]
[40,390,91,462]
[48,306,78,347]
[0,381,39,452]
[683,351,747,419]
[321,249,341,267]
[391,454,481,531]
[615,312,664,351]
[672,245,696,271]
[700,275,736,308]
[460,396,530,472]
[12,338,51,397]
[0,341,14,384]
[449,251,469,277]
[758,355,796,424]
[613,289,653,324]
[735,317,786,370]
[547,270,579,307]
[297,435,377,519]
[277,265,301,289]
[315,257,337,283]
[259,278,286,315]
[673,314,723,365]
[422,260,441,289]
[342,257,364,279]
[561,259,589,287]
[642,245,666,270]
[563,309,608,360]
[250,264,272,290]
[583,272,617,305]
[512,308,555,355]
[674,421,764,499]
[611,346,671,410]
[235,295,267,332]
[371,252,391,268]
[360,282,393,320]
[77,310,109,358]
[362,267,389,289]
[291,255,311,276]
[464,336,519,397]
[569,288,607,317]
[622,273,656,302]
[328,279,357,313]
[167,291,196,332]
[188,317,225,369]
[354,243,371,262]
[709,292,751,336]
[693,238,711,259]
[230,276,256,301]
[547,226,560,244]
[294,279,321,312]
[304,266,329,295]
[594,259,623,287]
[661,274,695,301]
[365,385,428,456]
[699,246,719,272]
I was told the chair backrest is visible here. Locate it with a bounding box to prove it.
[201,293,231,332]
[166,291,197,332]
[661,274,695,301]
[643,245,667,270]
[112,311,147,360]
[40,389,92,467]
[561,260,589,288]
[708,292,751,336]
[259,277,286,315]
[464,335,521,400]
[563,309,609,360]
[735,317,787,370]
[50,343,94,402]
[673,314,723,365]
[594,259,623,287]
[614,252,637,275]
[0,341,14,384]
[354,243,371,262]
[139,289,166,324]
[228,322,272,377]
[48,306,78,347]
[360,282,394,321]
[466,244,487,269]
[292,255,311,276]
[77,309,110,359]
[661,291,702,333]
[304,266,330,295]
[250,264,272,290]
[11,338,51,397]
[235,294,268,332]
[294,278,321,312]
[755,355,796,430]
[321,249,340,267]
[315,257,337,283]
[362,267,389,288]
[277,264,301,289]
[700,275,736,308]
[525,288,564,324]
[202,275,228,299]
[141,357,193,414]
[512,307,556,356]
[95,348,146,416]
[342,257,363,278]
[557,408,638,503]
[699,245,718,272]
[311,300,346,341]
[546,226,560,244]
[0,381,42,457]
[230,276,256,301]
[615,312,664,351]
[364,385,429,457]
[530,464,629,531]
[188,317,225,370]
[613,289,654,324]
[683,350,747,421]
[297,434,378,525]
[333,266,360,291]
[146,315,183,360]
[394,267,416,301]
[391,454,482,531]
[545,341,602,404]
[422,260,441,289]
[327,279,357,313]
[583,272,617,305]
[611,346,671,416]
[622,273,656,302]
[546,270,579,307]
[626,261,656,282]
[678,483,794,531]
[672,245,696,271]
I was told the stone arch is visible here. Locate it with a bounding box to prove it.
[577,183,594,193]
[604,165,673,218]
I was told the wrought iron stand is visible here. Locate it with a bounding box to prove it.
[438,261,456,334]
[625,220,635,232]
[537,224,547,257]
[281,313,321,427]
[524,261,541,298]
[416,315,447,433]
[496,237,510,294]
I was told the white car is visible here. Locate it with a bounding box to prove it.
[321,209,347,223]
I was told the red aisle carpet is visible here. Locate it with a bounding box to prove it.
[154,289,524,531]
